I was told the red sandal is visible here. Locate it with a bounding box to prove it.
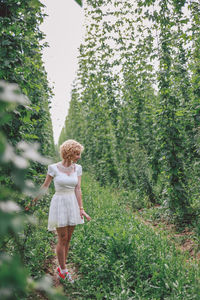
[57,267,66,279]
[57,267,74,283]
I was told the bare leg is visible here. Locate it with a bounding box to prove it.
[65,225,75,263]
[56,226,68,270]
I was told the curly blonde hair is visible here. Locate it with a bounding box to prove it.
[60,139,84,161]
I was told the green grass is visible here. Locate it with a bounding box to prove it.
[23,205,55,278]
[136,206,200,258]
[19,173,199,299]
[65,173,200,299]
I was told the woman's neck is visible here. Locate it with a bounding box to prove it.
[62,160,73,167]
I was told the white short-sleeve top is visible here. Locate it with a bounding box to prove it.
[47,163,82,193]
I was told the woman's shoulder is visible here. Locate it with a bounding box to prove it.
[47,162,58,177]
[48,162,58,169]
[75,163,82,176]
[75,163,82,168]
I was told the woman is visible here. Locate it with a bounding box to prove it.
[27,139,91,282]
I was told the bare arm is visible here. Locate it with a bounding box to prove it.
[75,176,83,209]
[34,174,53,201]
[25,174,53,210]
[75,176,91,221]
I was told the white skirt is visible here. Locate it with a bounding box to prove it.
[48,190,84,231]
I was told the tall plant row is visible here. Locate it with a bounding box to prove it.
[60,0,200,221]
[0,1,63,299]
[0,0,55,160]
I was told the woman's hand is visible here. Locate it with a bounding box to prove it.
[80,209,91,221]
[25,199,37,211]
[25,202,31,211]
[25,180,51,211]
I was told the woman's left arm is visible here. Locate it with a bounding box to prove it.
[75,176,83,212]
[75,176,91,221]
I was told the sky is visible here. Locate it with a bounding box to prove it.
[40,0,85,144]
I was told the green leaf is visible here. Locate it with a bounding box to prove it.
[74,0,82,7]
[29,0,43,9]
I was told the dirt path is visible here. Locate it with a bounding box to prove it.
[46,242,79,289]
[134,212,200,261]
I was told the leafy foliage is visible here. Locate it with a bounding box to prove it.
[0,0,67,298]
[0,82,66,299]
[68,173,200,299]
[74,0,83,7]
[1,0,200,298]
[61,0,200,223]
[0,0,55,160]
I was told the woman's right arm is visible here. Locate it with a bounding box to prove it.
[25,174,53,210]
